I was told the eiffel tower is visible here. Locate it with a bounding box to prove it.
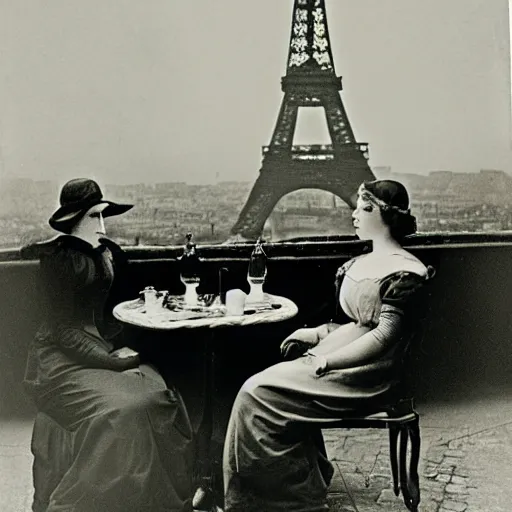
[230,0,375,240]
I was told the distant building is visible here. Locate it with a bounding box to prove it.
[2,170,512,248]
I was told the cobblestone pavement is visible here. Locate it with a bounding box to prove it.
[323,426,470,512]
[2,393,512,512]
[324,393,512,511]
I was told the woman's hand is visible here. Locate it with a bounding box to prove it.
[312,354,329,376]
[284,327,320,345]
[110,347,139,362]
[111,347,139,360]
[111,347,140,370]
[280,327,320,360]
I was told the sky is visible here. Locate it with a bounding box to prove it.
[0,0,510,186]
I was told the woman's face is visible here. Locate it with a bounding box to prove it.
[72,203,108,243]
[351,192,386,240]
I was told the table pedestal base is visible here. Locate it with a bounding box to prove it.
[193,333,224,512]
[112,294,298,512]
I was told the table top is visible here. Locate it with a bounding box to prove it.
[113,294,298,331]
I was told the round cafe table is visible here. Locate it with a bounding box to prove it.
[113,293,298,331]
[113,293,298,511]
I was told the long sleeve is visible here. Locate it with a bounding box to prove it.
[371,270,430,349]
[323,271,431,371]
[58,326,138,370]
[41,242,137,370]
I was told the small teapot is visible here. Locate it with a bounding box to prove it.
[140,286,160,314]
[140,286,157,303]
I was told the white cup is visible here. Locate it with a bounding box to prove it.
[145,294,161,315]
[225,289,247,316]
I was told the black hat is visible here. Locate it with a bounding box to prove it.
[49,178,133,234]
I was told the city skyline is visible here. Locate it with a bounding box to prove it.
[0,0,511,187]
[2,167,512,250]
[3,165,511,187]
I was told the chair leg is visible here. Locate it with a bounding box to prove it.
[398,417,421,512]
[407,417,421,510]
[399,426,412,506]
[388,425,400,496]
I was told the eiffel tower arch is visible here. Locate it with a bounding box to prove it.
[231,0,375,240]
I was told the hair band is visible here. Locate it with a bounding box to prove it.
[358,184,410,215]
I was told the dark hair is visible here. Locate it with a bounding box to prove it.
[362,179,417,241]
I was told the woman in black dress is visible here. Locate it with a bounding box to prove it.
[24,178,193,512]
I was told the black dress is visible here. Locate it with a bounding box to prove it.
[23,235,193,512]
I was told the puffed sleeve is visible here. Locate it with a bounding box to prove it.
[368,270,432,350]
[379,270,431,312]
[40,245,95,320]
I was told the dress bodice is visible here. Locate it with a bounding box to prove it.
[339,275,383,327]
[334,254,433,328]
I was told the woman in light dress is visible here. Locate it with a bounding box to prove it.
[223,179,434,512]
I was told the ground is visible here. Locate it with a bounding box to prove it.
[2,389,511,512]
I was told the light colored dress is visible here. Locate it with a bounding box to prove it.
[223,253,432,512]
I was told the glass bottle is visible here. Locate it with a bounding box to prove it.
[246,237,269,306]
[179,232,201,306]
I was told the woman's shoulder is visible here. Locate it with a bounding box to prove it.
[341,251,429,280]
[385,251,429,278]
[26,236,97,281]
[379,253,435,307]
[27,235,122,260]
[51,238,96,270]
[22,235,92,259]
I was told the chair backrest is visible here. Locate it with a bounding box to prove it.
[394,265,436,400]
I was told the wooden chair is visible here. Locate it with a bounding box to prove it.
[318,397,421,511]
[317,267,435,512]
